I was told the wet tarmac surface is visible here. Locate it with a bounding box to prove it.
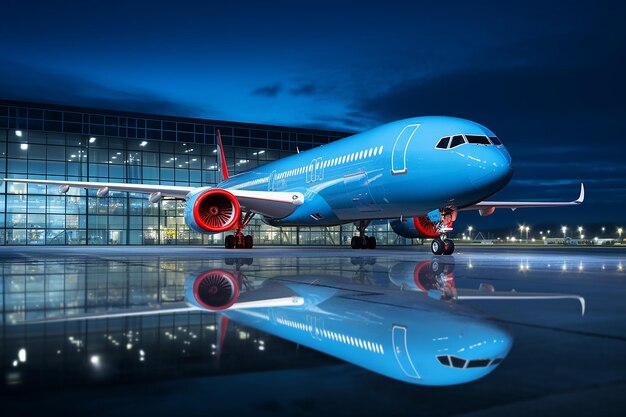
[1,246,625,416]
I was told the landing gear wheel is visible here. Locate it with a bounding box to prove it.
[431,238,444,255]
[244,235,254,249]
[225,235,235,249]
[360,236,369,249]
[351,236,360,249]
[443,239,455,255]
[367,236,377,249]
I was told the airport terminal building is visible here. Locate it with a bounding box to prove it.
[0,99,411,246]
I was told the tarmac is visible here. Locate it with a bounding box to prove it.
[0,245,625,416]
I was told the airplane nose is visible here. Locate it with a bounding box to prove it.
[468,147,513,189]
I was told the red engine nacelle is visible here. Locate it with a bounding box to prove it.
[189,270,240,311]
[185,189,241,233]
[390,216,440,238]
[413,216,441,238]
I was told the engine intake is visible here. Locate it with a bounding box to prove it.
[184,188,241,233]
[189,270,240,311]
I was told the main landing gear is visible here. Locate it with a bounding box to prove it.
[225,212,255,249]
[350,220,377,249]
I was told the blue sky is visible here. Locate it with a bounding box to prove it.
[1,0,624,229]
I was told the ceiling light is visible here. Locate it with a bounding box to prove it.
[89,137,96,143]
[20,143,28,150]
[140,141,148,147]
[15,130,22,137]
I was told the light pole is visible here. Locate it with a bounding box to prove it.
[525,226,530,243]
[578,226,583,239]
[519,225,524,241]
[602,226,605,235]
[562,226,567,243]
[468,226,473,241]
[619,227,623,241]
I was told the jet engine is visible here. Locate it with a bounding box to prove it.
[184,188,241,233]
[185,270,240,310]
[390,216,440,239]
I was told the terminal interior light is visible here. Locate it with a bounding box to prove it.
[15,130,23,137]
[20,143,28,150]
[89,137,97,143]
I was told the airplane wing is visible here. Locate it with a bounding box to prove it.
[3,178,196,199]
[460,183,584,215]
[10,296,304,325]
[428,286,585,316]
[2,178,304,219]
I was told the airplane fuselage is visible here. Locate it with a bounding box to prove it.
[218,116,513,225]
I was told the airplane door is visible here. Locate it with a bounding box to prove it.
[268,170,276,191]
[391,124,420,175]
[343,172,380,212]
[391,325,421,379]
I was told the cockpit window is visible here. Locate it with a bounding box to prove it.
[449,135,466,148]
[467,359,491,368]
[465,135,491,145]
[489,136,502,145]
[437,355,451,366]
[437,355,497,369]
[436,137,450,149]
[450,356,466,368]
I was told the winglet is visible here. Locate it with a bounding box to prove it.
[216,129,229,181]
[575,183,585,204]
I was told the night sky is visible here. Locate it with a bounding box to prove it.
[1,1,624,233]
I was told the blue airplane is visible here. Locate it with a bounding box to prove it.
[186,271,514,386]
[4,116,584,254]
[12,259,584,385]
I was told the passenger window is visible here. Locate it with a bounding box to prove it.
[436,137,450,149]
[449,135,465,148]
[489,136,502,145]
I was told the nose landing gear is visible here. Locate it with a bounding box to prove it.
[350,220,377,249]
[430,209,456,255]
[431,237,455,255]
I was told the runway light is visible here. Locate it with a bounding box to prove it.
[15,130,23,137]
[90,355,101,367]
[20,143,28,150]
[89,137,96,143]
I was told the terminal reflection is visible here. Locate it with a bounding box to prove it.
[1,254,588,390]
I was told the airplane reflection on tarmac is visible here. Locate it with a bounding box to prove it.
[11,256,586,386]
[183,257,584,386]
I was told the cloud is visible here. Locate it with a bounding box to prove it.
[251,83,282,97]
[0,61,204,117]
[290,83,317,96]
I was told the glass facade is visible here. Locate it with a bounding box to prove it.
[0,100,413,246]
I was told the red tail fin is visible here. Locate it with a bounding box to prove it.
[216,129,229,181]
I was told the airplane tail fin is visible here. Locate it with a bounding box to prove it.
[216,129,229,181]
